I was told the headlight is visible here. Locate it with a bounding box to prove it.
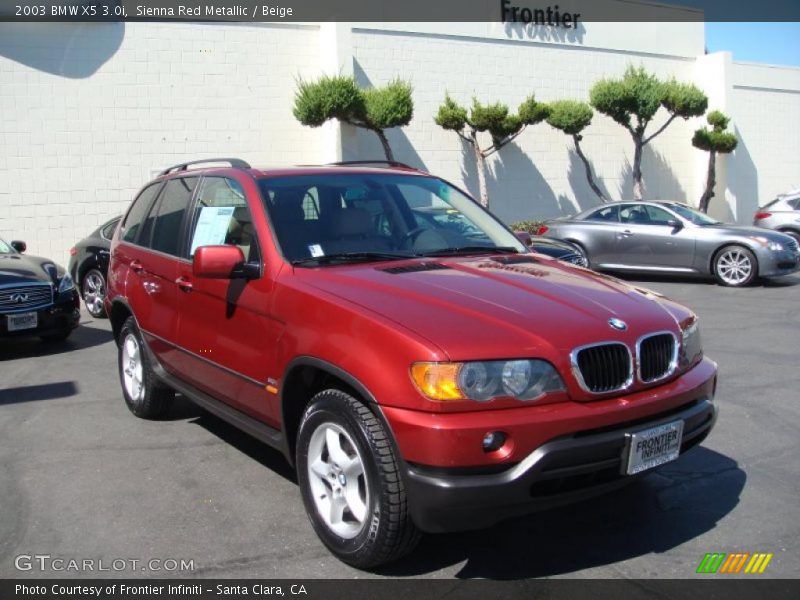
[767,241,784,252]
[750,236,784,252]
[679,320,703,368]
[411,359,565,402]
[58,273,75,293]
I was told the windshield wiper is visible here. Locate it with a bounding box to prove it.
[291,251,416,267]
[419,246,520,257]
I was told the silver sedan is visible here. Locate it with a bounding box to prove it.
[541,201,800,287]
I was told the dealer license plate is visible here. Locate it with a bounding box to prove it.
[624,420,684,475]
[7,312,38,332]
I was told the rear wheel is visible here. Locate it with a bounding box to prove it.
[713,245,758,287]
[81,268,107,318]
[296,389,419,568]
[118,316,174,419]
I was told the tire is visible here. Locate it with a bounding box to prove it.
[713,245,758,287]
[117,316,174,419]
[81,268,107,318]
[296,389,420,568]
[40,329,72,342]
[569,241,591,269]
[778,229,800,246]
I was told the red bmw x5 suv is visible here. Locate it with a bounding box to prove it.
[106,158,718,568]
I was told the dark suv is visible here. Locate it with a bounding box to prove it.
[106,159,718,568]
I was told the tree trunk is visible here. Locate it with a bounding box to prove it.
[632,137,644,200]
[699,150,716,214]
[573,135,607,203]
[374,129,395,161]
[470,130,490,208]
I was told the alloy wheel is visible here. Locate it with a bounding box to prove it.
[306,422,370,539]
[717,248,753,285]
[121,333,144,403]
[82,271,106,316]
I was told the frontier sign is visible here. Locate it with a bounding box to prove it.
[500,1,581,29]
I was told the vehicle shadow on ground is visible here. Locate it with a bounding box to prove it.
[177,401,297,484]
[0,324,113,361]
[377,447,744,579]
[0,381,79,405]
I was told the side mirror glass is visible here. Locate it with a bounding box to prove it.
[11,240,26,253]
[514,231,532,246]
[193,245,245,279]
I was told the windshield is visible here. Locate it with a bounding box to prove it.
[258,173,526,264]
[664,203,720,226]
[0,238,13,254]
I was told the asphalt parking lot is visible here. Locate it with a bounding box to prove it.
[1,274,798,580]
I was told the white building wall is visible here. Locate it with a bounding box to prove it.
[349,23,703,225]
[0,22,322,264]
[727,62,800,221]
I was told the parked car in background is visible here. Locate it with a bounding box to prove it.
[107,159,718,568]
[753,190,800,245]
[0,236,80,342]
[541,201,800,287]
[68,216,120,317]
[516,233,589,268]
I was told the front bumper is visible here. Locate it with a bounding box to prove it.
[0,291,80,338]
[757,247,800,277]
[403,397,717,532]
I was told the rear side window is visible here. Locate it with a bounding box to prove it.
[585,205,619,222]
[150,178,197,256]
[101,218,120,240]
[121,184,161,243]
[789,198,800,210]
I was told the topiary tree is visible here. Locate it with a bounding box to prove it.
[590,66,708,200]
[435,94,549,208]
[692,110,738,213]
[293,75,413,161]
[546,100,607,202]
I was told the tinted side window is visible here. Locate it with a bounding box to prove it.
[585,205,619,222]
[150,178,197,256]
[189,177,258,262]
[101,218,120,240]
[121,184,161,243]
[789,198,800,210]
[643,205,676,225]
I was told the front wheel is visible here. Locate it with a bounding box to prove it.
[713,245,758,287]
[296,389,419,568]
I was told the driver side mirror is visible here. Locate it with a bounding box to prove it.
[514,231,532,246]
[193,245,246,279]
[666,219,684,231]
[11,240,26,253]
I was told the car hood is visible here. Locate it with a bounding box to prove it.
[0,253,61,286]
[299,255,690,362]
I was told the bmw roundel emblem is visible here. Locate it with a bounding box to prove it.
[608,317,627,331]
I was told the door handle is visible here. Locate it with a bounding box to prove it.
[130,260,144,273]
[175,277,193,293]
[620,230,634,237]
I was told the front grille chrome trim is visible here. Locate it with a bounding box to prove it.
[0,282,54,314]
[636,330,679,384]
[570,341,634,395]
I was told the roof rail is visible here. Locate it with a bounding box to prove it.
[324,160,423,171]
[159,158,251,176]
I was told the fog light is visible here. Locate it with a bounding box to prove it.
[482,431,506,453]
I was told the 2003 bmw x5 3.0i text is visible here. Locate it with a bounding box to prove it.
[105,159,718,568]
